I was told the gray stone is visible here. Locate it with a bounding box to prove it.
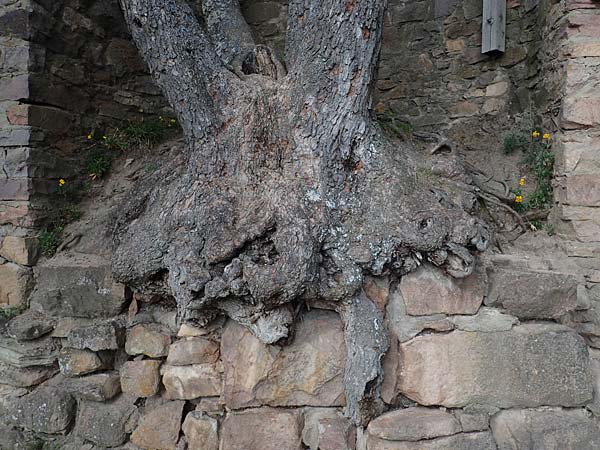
[454,410,489,432]
[7,310,54,341]
[182,411,219,450]
[302,408,355,450]
[0,334,59,367]
[451,307,518,332]
[367,407,461,441]
[30,253,127,318]
[67,321,125,351]
[491,408,600,450]
[6,386,75,434]
[396,324,593,409]
[485,267,578,319]
[75,395,138,447]
[366,431,496,450]
[0,362,57,387]
[400,263,486,315]
[222,310,345,408]
[58,347,107,377]
[59,371,121,401]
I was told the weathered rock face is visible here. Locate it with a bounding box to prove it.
[485,267,578,319]
[0,236,39,266]
[74,395,137,447]
[130,400,184,450]
[491,408,600,450]
[0,334,59,367]
[67,321,125,351]
[182,412,219,450]
[125,323,171,358]
[58,347,106,377]
[0,262,32,307]
[399,263,486,316]
[29,254,127,318]
[367,407,461,442]
[6,386,76,434]
[0,362,57,387]
[59,371,121,402]
[120,360,161,397]
[162,363,222,399]
[221,407,304,450]
[166,337,219,365]
[395,324,593,409]
[222,310,346,408]
[6,310,54,341]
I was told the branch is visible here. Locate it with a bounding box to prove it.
[119,0,236,140]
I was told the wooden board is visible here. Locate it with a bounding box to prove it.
[482,0,506,54]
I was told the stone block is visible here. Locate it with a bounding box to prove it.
[450,307,518,332]
[485,267,578,319]
[0,334,59,367]
[302,408,355,450]
[0,362,57,387]
[366,431,496,450]
[166,336,219,365]
[75,395,137,447]
[399,263,486,316]
[59,371,121,402]
[0,74,29,101]
[367,407,461,442]
[162,363,222,400]
[6,386,75,434]
[491,408,600,449]
[6,309,54,340]
[0,178,30,201]
[562,97,600,129]
[120,360,161,398]
[0,236,39,265]
[221,407,303,450]
[125,323,171,358]
[131,400,184,450]
[395,324,593,409]
[30,253,127,318]
[563,175,600,207]
[182,411,219,450]
[222,310,346,409]
[67,320,124,351]
[58,347,106,377]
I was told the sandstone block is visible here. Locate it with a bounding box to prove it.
[563,175,600,207]
[0,236,39,265]
[125,323,171,358]
[58,347,105,377]
[491,408,600,450]
[162,363,222,399]
[67,321,124,351]
[29,253,127,318]
[166,336,219,365]
[302,408,355,450]
[367,407,461,442]
[221,407,303,450]
[222,310,346,408]
[120,360,161,398]
[563,97,600,129]
[396,324,592,408]
[131,400,184,450]
[182,411,218,450]
[451,307,518,332]
[7,309,54,340]
[485,267,578,319]
[75,395,137,447]
[59,371,121,402]
[399,263,485,316]
[0,262,32,307]
[366,431,496,450]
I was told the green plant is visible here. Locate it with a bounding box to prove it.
[86,149,112,180]
[0,306,21,320]
[121,118,173,147]
[503,132,528,154]
[39,229,61,257]
[522,134,554,210]
[377,112,413,138]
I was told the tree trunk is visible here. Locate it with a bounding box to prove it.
[115,0,489,424]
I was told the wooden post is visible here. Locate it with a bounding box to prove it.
[482,0,506,54]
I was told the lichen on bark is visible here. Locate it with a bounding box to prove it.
[115,0,489,424]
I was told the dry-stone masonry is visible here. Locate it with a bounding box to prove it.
[2,0,600,449]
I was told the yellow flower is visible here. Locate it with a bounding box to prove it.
[169,119,176,124]
[87,133,93,140]
[103,136,107,140]
[543,133,551,140]
[515,195,523,203]
[58,179,65,186]
[159,116,164,122]
[532,131,540,138]
[519,178,525,186]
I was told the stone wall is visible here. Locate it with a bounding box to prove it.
[0,0,166,308]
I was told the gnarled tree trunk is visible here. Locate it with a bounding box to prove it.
[115,0,489,424]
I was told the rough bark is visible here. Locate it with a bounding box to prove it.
[115,0,489,424]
